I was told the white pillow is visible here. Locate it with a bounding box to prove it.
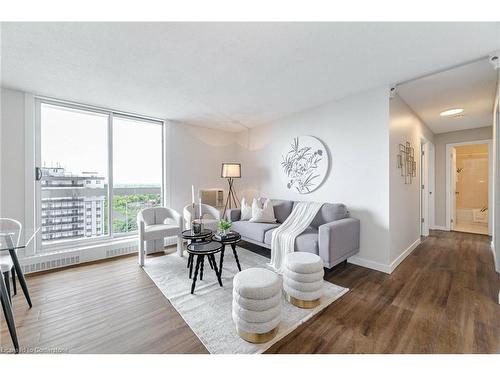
[240,198,253,221]
[250,198,277,223]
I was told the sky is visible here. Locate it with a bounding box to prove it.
[41,104,162,186]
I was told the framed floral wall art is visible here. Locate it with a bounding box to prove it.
[280,136,329,194]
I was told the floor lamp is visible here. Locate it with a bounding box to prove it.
[221,163,241,216]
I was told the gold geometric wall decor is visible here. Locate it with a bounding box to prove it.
[397,141,416,184]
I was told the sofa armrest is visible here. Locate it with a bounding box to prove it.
[318,218,360,268]
[226,208,241,222]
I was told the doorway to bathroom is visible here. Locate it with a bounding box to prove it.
[446,140,492,235]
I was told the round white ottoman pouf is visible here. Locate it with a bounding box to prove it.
[284,284,323,303]
[233,268,282,299]
[233,290,282,312]
[232,268,282,343]
[284,268,324,283]
[285,252,324,274]
[232,303,281,323]
[284,252,324,309]
[283,276,323,293]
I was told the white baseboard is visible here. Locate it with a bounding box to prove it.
[347,256,391,274]
[430,225,449,231]
[348,238,421,275]
[390,238,421,273]
[491,241,500,274]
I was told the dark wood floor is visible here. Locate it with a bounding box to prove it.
[1,230,499,354]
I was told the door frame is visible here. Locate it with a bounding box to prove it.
[445,139,493,234]
[420,137,434,236]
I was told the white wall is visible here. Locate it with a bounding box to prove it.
[389,95,434,267]
[166,120,238,214]
[236,87,392,270]
[0,88,26,222]
[0,25,2,217]
[433,126,493,228]
[493,71,500,273]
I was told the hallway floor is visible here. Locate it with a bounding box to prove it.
[1,230,498,354]
[268,230,499,353]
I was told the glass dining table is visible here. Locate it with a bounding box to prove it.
[0,227,38,353]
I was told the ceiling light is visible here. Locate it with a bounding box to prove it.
[440,108,464,117]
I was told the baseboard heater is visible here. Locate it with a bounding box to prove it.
[22,235,178,274]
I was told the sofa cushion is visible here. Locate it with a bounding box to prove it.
[232,220,279,243]
[308,203,348,228]
[240,198,253,221]
[249,198,277,223]
[259,198,294,223]
[264,226,319,254]
[271,199,294,223]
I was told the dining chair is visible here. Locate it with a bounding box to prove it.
[0,218,22,353]
[0,218,22,301]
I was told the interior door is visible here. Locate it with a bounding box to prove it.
[451,147,457,230]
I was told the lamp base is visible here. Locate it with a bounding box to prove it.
[223,177,239,218]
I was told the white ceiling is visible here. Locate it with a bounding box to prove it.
[1,22,499,132]
[397,59,498,134]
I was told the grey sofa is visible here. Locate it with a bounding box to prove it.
[226,199,360,269]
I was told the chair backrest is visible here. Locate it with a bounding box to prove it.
[139,207,172,225]
[0,218,22,247]
[183,203,221,220]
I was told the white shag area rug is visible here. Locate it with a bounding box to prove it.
[143,247,349,354]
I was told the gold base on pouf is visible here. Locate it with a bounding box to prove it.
[285,293,321,309]
[236,326,278,344]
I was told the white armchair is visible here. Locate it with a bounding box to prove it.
[183,203,221,232]
[137,207,183,266]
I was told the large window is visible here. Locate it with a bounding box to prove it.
[37,101,163,250]
[112,116,163,235]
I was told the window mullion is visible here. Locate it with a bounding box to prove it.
[108,112,114,239]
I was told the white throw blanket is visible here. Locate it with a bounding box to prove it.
[269,201,323,273]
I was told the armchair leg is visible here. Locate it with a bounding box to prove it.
[138,238,145,267]
[177,236,183,257]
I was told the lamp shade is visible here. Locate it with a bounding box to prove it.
[221,163,241,178]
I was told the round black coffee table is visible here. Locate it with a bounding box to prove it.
[212,232,242,275]
[182,229,213,278]
[186,241,223,294]
[182,228,213,243]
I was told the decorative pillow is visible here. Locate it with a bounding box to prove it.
[250,198,277,223]
[240,198,253,221]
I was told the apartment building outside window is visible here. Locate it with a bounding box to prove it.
[36,100,164,252]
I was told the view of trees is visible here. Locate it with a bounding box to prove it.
[112,193,161,233]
